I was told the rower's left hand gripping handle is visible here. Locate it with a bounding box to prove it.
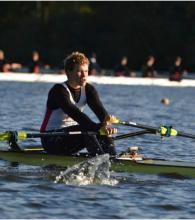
[0,131,27,141]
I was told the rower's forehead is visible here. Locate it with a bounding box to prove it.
[64,52,89,72]
[73,64,88,71]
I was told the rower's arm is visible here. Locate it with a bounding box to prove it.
[86,83,109,123]
[47,84,101,131]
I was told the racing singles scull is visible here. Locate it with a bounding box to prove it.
[1,122,195,178]
[0,146,194,178]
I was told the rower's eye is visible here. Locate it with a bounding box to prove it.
[81,70,88,76]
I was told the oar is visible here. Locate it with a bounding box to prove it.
[113,130,153,141]
[113,118,195,139]
[24,130,151,152]
[0,128,154,152]
[0,129,152,142]
[0,130,98,142]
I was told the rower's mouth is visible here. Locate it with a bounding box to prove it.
[81,78,87,84]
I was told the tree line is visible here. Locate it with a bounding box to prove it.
[0,1,195,71]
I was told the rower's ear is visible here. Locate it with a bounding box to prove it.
[65,71,70,78]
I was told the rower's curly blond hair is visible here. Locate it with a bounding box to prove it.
[64,52,89,73]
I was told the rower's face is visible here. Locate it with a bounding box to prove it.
[68,64,88,87]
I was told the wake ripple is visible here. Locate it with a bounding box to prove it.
[54,154,118,186]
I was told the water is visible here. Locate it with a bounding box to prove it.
[1,80,195,218]
[54,154,117,186]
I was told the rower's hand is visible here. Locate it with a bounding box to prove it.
[104,115,120,125]
[98,115,118,136]
[99,126,117,136]
[104,126,117,136]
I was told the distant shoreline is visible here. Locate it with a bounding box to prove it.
[1,72,195,87]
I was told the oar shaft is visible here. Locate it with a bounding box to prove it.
[177,131,195,139]
[113,130,153,141]
[26,131,97,139]
[119,121,158,132]
[0,128,154,143]
[0,131,98,141]
[28,130,153,140]
[119,120,195,140]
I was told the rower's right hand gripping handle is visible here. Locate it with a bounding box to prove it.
[99,115,119,136]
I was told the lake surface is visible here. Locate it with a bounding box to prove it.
[0,80,195,218]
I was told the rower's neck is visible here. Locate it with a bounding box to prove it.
[66,81,81,90]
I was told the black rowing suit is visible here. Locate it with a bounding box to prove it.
[40,81,116,156]
[169,65,184,82]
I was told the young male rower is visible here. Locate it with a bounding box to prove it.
[40,51,117,156]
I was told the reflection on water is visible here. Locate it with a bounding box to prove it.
[0,81,195,218]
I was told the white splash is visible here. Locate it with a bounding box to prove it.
[54,154,118,186]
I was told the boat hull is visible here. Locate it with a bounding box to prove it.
[0,150,195,178]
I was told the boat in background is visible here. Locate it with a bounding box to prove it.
[1,72,195,87]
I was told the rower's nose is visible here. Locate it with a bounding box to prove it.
[81,69,88,78]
